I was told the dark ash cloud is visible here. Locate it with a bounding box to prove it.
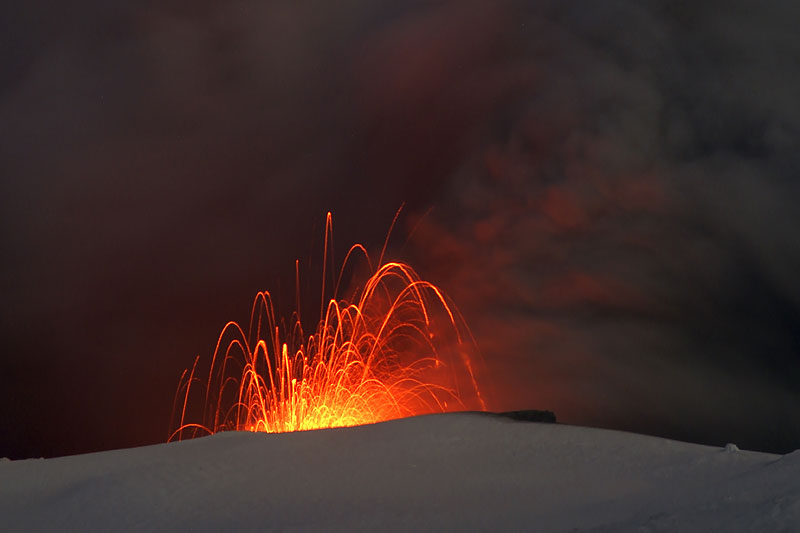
[406,0,800,451]
[1,0,798,457]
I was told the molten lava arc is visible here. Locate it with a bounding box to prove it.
[170,220,485,440]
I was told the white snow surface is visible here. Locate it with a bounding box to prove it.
[1,413,798,532]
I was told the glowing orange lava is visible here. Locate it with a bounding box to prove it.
[170,214,485,440]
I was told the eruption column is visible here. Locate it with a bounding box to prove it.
[170,217,485,440]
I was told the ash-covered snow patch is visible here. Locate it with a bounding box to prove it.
[0,413,798,532]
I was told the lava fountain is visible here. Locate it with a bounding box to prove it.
[170,213,486,441]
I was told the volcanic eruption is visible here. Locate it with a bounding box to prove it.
[170,213,486,441]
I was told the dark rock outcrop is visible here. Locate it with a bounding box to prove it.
[492,410,557,424]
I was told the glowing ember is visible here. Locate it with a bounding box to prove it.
[170,214,486,440]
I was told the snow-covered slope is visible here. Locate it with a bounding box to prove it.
[2,413,798,532]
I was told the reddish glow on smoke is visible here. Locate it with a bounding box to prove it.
[170,213,486,440]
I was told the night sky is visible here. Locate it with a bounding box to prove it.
[2,1,799,459]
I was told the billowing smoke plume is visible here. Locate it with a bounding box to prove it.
[405,0,800,451]
[1,0,798,457]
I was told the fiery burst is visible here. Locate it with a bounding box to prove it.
[170,214,485,441]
